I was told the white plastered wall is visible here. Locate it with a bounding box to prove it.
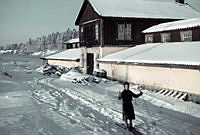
[47,59,79,68]
[81,46,129,73]
[99,62,200,95]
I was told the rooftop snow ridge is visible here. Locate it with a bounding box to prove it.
[143,18,200,33]
[44,48,81,61]
[64,38,79,44]
[98,41,200,66]
[87,0,200,19]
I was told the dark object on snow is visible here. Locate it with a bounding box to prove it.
[1,72,12,78]
[118,82,143,128]
[94,70,107,78]
[42,64,69,76]
[115,123,142,134]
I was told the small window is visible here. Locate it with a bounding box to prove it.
[180,30,192,42]
[80,26,84,42]
[77,43,80,48]
[125,24,132,40]
[117,23,132,40]
[161,33,171,42]
[73,43,76,48]
[81,53,84,68]
[145,34,153,43]
[95,23,99,41]
[81,26,83,33]
[118,24,125,40]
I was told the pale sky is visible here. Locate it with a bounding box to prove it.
[0,0,83,46]
[0,0,200,47]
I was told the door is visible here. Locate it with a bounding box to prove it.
[86,53,94,74]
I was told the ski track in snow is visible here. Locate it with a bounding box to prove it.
[26,76,200,135]
[27,78,128,135]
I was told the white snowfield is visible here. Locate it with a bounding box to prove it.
[143,18,200,33]
[88,0,200,19]
[99,41,200,66]
[43,48,80,61]
[1,54,200,135]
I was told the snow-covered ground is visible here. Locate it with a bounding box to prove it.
[0,50,17,54]
[0,54,200,135]
[31,50,57,56]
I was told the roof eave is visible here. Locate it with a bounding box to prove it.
[98,60,200,70]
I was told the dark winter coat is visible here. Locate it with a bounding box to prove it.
[119,90,142,120]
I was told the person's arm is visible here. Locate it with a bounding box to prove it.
[118,91,122,100]
[131,91,143,98]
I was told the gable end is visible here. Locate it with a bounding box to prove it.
[75,0,100,25]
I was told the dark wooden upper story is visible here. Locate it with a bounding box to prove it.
[75,0,200,48]
[144,25,200,43]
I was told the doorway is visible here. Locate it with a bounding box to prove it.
[86,53,94,74]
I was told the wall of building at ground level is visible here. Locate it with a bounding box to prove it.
[99,62,200,95]
[80,46,129,73]
[47,59,80,68]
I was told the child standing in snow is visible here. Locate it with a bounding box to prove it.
[118,82,143,131]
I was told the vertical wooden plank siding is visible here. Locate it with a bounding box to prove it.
[192,28,200,41]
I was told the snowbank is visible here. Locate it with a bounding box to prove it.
[0,50,15,54]
[31,50,57,56]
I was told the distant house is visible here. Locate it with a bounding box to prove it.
[63,38,80,50]
[75,0,200,74]
[41,48,81,68]
[98,18,200,102]
[143,18,200,43]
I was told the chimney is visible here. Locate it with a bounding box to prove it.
[176,0,185,4]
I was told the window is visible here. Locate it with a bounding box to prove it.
[81,53,84,68]
[180,30,192,42]
[95,23,99,41]
[161,33,171,42]
[80,26,84,42]
[145,34,153,43]
[118,24,125,40]
[117,23,132,40]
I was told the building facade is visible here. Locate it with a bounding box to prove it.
[98,18,200,102]
[143,18,200,43]
[63,38,80,50]
[75,0,200,74]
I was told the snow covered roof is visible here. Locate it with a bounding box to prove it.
[87,0,200,19]
[44,48,80,61]
[64,38,79,44]
[143,18,200,33]
[98,42,200,66]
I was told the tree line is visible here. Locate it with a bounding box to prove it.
[0,28,79,54]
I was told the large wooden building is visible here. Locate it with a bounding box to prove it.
[98,18,200,102]
[75,0,200,74]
